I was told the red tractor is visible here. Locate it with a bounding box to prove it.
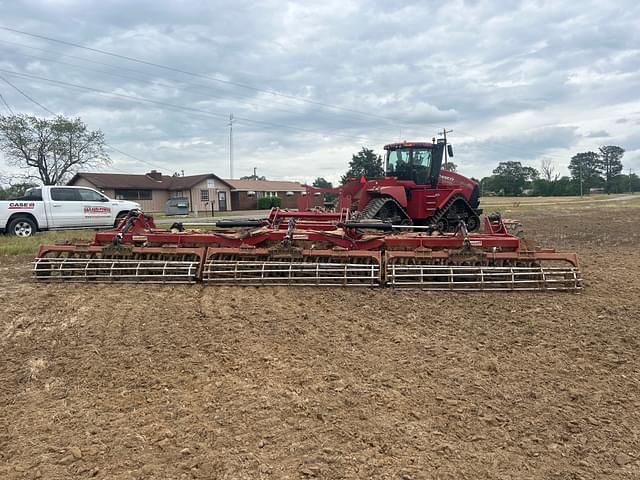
[303,139,482,231]
[30,136,582,290]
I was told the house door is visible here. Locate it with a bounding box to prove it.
[218,191,227,211]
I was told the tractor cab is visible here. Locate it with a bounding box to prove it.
[384,141,449,187]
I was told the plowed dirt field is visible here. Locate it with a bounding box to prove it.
[1,206,639,479]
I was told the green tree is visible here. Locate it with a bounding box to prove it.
[608,172,639,193]
[598,145,624,193]
[311,177,338,203]
[341,147,384,184]
[240,174,267,181]
[491,161,539,196]
[631,173,640,193]
[312,177,333,189]
[0,181,38,200]
[532,176,579,196]
[0,114,110,185]
[568,152,603,194]
[312,177,336,202]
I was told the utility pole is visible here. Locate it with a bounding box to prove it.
[630,168,634,193]
[439,128,453,169]
[228,113,234,178]
[253,166,257,179]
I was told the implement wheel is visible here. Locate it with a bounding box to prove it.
[467,215,480,232]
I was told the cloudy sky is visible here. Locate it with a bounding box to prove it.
[0,0,639,185]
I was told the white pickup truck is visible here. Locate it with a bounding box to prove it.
[0,186,140,237]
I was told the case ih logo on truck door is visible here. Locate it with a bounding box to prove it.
[8,202,35,209]
[83,206,111,216]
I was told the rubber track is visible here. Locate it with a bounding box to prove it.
[430,194,477,231]
[358,197,411,222]
[358,197,389,220]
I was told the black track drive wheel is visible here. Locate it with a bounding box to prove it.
[467,215,480,232]
[435,217,448,232]
[364,197,411,225]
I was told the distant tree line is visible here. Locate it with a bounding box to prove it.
[481,145,637,196]
[319,145,637,197]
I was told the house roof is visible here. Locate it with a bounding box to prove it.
[68,172,234,190]
[223,179,305,192]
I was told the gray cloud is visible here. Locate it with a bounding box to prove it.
[584,130,610,138]
[1,0,639,184]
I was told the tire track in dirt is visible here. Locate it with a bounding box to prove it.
[0,207,639,479]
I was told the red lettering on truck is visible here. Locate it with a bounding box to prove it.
[83,206,111,216]
[8,202,35,209]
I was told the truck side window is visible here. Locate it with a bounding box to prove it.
[51,188,81,201]
[77,188,106,202]
[15,188,42,201]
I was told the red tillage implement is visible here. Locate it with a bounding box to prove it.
[33,209,581,291]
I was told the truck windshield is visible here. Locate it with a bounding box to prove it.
[386,148,432,183]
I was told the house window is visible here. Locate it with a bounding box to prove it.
[200,190,209,202]
[114,189,152,200]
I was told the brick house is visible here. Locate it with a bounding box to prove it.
[68,171,234,213]
[223,179,320,210]
[67,171,322,213]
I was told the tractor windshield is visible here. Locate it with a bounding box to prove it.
[386,147,433,183]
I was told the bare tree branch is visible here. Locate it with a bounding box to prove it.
[0,114,110,185]
[540,158,558,182]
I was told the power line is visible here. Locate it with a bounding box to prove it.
[0,92,13,114]
[1,47,579,162]
[0,68,386,143]
[5,47,381,127]
[0,72,169,173]
[0,34,576,161]
[0,75,55,115]
[2,39,413,132]
[1,29,594,165]
[0,25,431,127]
[104,144,175,172]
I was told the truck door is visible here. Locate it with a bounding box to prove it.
[77,188,113,226]
[49,187,84,227]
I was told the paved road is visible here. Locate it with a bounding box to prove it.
[154,210,267,226]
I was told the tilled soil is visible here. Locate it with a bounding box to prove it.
[1,207,639,479]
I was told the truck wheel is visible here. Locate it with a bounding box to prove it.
[8,217,37,237]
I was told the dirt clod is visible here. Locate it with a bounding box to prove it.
[1,207,640,479]
[615,453,633,466]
